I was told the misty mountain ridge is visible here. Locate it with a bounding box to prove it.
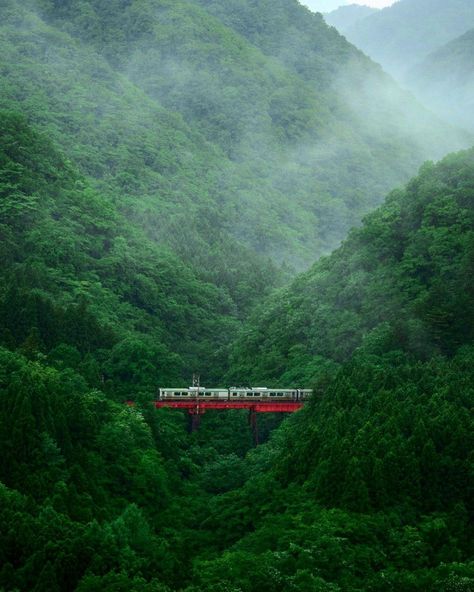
[407,28,474,132]
[228,147,474,383]
[324,4,378,34]
[2,0,468,276]
[343,0,474,78]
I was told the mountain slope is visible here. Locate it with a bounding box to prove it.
[344,0,474,78]
[188,0,470,194]
[196,146,474,592]
[407,29,474,132]
[1,117,473,591]
[228,148,474,384]
[0,110,242,387]
[1,2,473,591]
[325,4,378,34]
[5,0,469,272]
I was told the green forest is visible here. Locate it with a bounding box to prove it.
[0,0,473,590]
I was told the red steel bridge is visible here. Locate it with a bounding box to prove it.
[155,400,303,444]
[150,387,311,444]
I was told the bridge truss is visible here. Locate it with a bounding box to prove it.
[154,399,303,445]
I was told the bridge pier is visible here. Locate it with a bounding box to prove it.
[154,400,304,443]
[188,412,202,433]
[248,408,259,446]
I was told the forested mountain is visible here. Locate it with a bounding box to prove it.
[208,148,474,591]
[0,0,468,382]
[228,149,474,384]
[1,132,473,591]
[1,0,469,274]
[344,0,474,78]
[407,29,474,132]
[325,4,378,34]
[1,0,474,590]
[0,111,241,387]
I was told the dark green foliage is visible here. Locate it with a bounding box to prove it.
[189,154,474,591]
[0,110,242,385]
[229,149,474,383]
[0,1,473,591]
[1,126,473,591]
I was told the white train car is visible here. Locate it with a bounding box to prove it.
[159,387,312,401]
[159,387,228,399]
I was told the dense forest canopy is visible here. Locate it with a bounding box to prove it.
[0,0,473,590]
[228,148,474,380]
[0,0,469,271]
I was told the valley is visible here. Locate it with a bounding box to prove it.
[0,1,473,590]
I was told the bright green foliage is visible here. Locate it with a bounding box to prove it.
[0,0,468,272]
[0,111,246,385]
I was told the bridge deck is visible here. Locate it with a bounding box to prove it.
[154,400,303,413]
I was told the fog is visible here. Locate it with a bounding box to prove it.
[300,0,349,12]
[3,0,472,277]
[326,0,474,139]
[300,0,394,12]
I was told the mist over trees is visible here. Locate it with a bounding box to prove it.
[324,4,379,34]
[407,28,474,132]
[340,0,474,78]
[0,0,473,590]
[300,0,350,12]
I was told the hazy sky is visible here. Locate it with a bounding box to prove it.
[363,0,395,6]
[301,0,395,12]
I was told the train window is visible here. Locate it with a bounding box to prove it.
[173,392,181,396]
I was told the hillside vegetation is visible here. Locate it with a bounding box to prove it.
[1,0,469,274]
[209,148,474,591]
[0,0,468,384]
[229,149,474,384]
[1,123,473,591]
[0,0,473,590]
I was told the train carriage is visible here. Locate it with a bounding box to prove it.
[159,387,312,401]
